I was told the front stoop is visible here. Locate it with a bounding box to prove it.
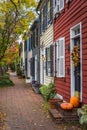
[49,102,79,123]
[49,108,64,123]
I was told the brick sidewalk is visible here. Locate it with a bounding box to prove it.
[0,73,59,130]
[0,73,81,130]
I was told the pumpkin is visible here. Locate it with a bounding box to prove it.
[70,96,80,108]
[60,103,73,110]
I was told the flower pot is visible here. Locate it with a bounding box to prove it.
[49,98,63,109]
[25,79,31,83]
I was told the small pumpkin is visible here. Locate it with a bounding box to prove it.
[70,96,80,108]
[60,102,73,110]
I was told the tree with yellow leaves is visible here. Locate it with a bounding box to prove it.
[0,0,37,75]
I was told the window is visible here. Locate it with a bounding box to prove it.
[56,38,65,77]
[46,45,53,76]
[54,0,64,14]
[40,0,53,33]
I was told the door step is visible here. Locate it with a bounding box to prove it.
[49,108,79,124]
[49,108,64,123]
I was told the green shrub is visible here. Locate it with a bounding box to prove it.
[77,104,87,125]
[16,66,22,76]
[0,73,9,79]
[0,79,14,87]
[39,82,56,101]
[39,85,50,101]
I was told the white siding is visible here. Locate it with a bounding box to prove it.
[40,24,54,85]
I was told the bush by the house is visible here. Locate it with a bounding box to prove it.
[39,82,56,101]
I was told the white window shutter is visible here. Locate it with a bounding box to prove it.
[59,38,65,77]
[56,41,59,77]
[59,0,64,11]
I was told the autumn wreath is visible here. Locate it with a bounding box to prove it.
[71,45,80,67]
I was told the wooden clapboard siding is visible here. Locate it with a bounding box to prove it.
[54,0,87,103]
[44,25,54,85]
[40,24,54,85]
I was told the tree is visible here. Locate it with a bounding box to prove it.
[0,0,37,61]
[0,0,37,75]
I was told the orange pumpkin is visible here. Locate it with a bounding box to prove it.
[70,96,80,108]
[60,103,73,110]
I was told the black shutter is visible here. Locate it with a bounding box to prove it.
[43,6,45,31]
[50,45,53,76]
[45,1,47,29]
[45,48,48,75]
[33,31,35,48]
[40,12,42,34]
[25,58,27,71]
[36,28,38,46]
[24,40,27,51]
[50,0,53,23]
[31,34,33,49]
[31,57,35,77]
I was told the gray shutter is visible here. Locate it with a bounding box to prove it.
[30,57,35,77]
[50,0,53,22]
[40,13,42,34]
[50,45,53,76]
[43,6,45,31]
[45,1,47,29]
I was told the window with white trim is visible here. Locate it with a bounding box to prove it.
[54,0,64,14]
[56,37,65,77]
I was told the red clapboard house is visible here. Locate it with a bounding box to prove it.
[54,0,87,104]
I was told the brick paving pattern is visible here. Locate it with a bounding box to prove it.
[0,73,58,130]
[0,73,81,130]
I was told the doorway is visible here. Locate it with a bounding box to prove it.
[70,23,82,101]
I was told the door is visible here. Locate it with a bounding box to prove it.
[73,37,80,97]
[70,23,82,100]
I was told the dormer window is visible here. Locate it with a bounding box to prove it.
[54,0,64,15]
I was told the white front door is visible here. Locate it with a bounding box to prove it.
[70,23,82,101]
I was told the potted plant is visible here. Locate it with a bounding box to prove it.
[25,77,31,83]
[48,82,63,109]
[77,104,87,126]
